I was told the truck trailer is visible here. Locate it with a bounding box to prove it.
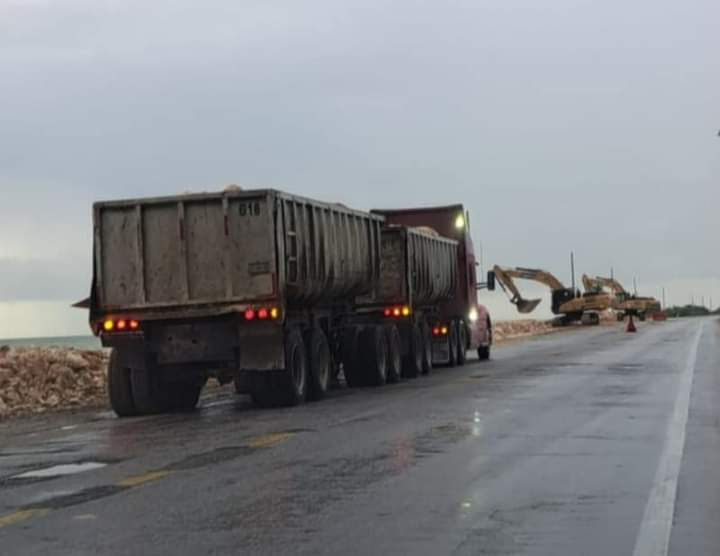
[373,205,492,362]
[87,189,491,417]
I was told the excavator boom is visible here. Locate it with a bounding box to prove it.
[491,266,544,313]
[493,265,611,324]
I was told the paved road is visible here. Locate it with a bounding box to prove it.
[1,318,718,555]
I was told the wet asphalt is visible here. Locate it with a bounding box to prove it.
[0,318,718,556]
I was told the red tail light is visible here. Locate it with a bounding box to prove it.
[384,306,411,318]
[244,307,280,322]
[101,318,140,334]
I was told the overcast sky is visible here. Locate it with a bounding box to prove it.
[1,0,718,338]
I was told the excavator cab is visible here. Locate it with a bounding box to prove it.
[551,288,577,314]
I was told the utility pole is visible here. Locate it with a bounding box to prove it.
[662,287,666,309]
[610,267,614,280]
[633,277,638,296]
[570,251,576,294]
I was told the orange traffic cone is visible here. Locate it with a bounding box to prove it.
[626,314,637,333]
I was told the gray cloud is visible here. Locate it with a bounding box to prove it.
[0,0,718,309]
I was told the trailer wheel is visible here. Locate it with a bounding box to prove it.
[478,318,492,361]
[402,325,423,379]
[342,325,364,388]
[384,324,402,384]
[448,321,459,367]
[420,323,433,375]
[280,329,308,405]
[456,320,468,366]
[108,350,137,418]
[250,329,308,407]
[306,328,331,401]
[359,325,388,387]
[130,367,167,415]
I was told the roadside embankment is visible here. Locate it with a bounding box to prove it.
[0,319,565,420]
[0,347,108,419]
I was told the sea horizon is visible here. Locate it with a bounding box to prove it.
[0,334,102,350]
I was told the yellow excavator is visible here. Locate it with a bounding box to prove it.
[490,266,611,325]
[581,275,661,322]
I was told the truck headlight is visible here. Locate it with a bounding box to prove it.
[468,308,478,322]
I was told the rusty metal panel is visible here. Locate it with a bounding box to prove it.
[143,203,186,304]
[360,227,457,308]
[95,191,275,312]
[408,229,458,306]
[373,228,408,303]
[99,205,143,307]
[93,189,382,314]
[280,197,382,305]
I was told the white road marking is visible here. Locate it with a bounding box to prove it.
[632,322,704,556]
[13,462,107,479]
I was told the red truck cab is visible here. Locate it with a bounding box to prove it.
[372,204,492,360]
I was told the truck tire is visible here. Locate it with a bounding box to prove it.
[306,328,331,401]
[478,319,492,361]
[359,325,388,387]
[250,329,308,407]
[342,325,364,388]
[108,350,137,418]
[420,322,433,375]
[130,367,167,415]
[384,324,402,384]
[402,324,423,379]
[279,328,309,405]
[448,321,459,367]
[456,320,468,366]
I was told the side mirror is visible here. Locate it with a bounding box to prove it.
[486,271,496,291]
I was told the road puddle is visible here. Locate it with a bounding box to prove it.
[13,462,107,479]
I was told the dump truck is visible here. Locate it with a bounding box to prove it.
[87,190,492,417]
[372,206,492,361]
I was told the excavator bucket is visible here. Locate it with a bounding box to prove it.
[514,297,542,314]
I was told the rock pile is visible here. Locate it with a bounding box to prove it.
[0,347,108,419]
[493,319,554,343]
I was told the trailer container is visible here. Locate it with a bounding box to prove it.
[355,226,460,378]
[372,205,492,364]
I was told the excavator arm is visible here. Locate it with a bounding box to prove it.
[584,275,627,296]
[491,265,566,314]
